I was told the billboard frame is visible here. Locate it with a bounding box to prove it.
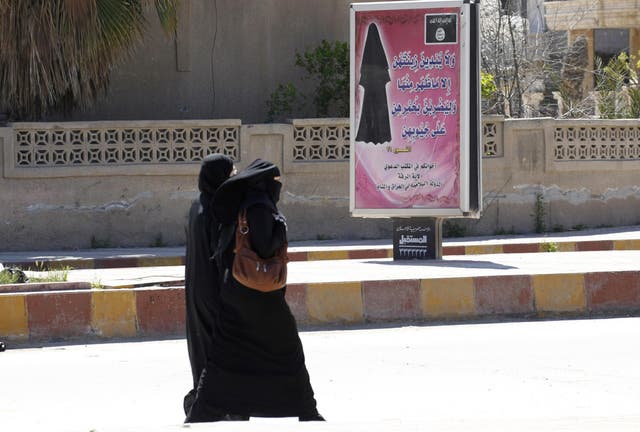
[349,0,481,219]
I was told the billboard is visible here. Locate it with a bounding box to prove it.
[350,0,481,218]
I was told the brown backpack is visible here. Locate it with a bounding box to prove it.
[232,209,289,292]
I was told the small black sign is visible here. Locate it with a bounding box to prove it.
[393,218,440,260]
[425,13,458,44]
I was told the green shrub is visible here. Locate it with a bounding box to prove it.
[91,235,111,249]
[266,40,349,122]
[151,233,167,248]
[532,193,546,234]
[443,221,466,238]
[266,83,302,123]
[481,71,498,100]
[596,52,640,119]
[0,268,23,284]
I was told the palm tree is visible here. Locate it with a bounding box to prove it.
[0,0,179,120]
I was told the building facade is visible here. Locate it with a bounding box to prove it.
[60,0,356,124]
[544,0,640,92]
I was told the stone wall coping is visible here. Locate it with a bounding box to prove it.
[9,119,242,128]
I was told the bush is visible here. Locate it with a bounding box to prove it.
[481,71,498,100]
[595,52,640,119]
[266,40,349,122]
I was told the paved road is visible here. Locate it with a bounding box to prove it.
[2,318,640,431]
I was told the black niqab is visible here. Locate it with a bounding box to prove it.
[213,158,281,224]
[355,23,392,144]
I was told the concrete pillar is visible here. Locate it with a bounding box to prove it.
[0,127,11,177]
[239,124,288,171]
[568,29,594,94]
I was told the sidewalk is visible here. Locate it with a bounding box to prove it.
[1,226,639,345]
[1,225,639,271]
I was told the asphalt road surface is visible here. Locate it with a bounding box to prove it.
[2,317,640,431]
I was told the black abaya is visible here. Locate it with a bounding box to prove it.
[184,200,217,388]
[186,159,321,422]
[184,154,234,412]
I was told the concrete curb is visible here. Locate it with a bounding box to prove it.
[2,270,639,344]
[3,238,639,271]
[4,256,186,271]
[0,281,92,293]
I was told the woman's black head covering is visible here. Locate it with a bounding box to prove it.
[198,154,234,224]
[198,154,235,197]
[213,158,281,224]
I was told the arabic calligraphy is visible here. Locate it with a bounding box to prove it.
[391,50,456,71]
[395,226,432,233]
[399,234,428,245]
[392,121,446,143]
[376,179,444,191]
[376,160,442,191]
[397,73,453,96]
[385,145,413,154]
[383,162,438,171]
[388,48,458,144]
[391,97,457,119]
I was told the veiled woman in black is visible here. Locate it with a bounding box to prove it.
[356,22,392,144]
[185,159,324,423]
[183,154,234,414]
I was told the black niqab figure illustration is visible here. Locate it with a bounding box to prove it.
[355,23,392,144]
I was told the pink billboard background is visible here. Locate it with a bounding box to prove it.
[354,8,461,210]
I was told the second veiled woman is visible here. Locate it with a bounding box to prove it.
[183,153,234,414]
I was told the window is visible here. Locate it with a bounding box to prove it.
[594,29,630,66]
[594,29,630,86]
[499,0,527,18]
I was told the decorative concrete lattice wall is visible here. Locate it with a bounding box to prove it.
[292,121,350,162]
[11,121,241,168]
[553,125,640,161]
[6,118,505,169]
[7,118,640,171]
[290,117,505,162]
[482,117,504,157]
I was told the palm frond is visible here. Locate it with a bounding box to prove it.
[153,0,178,35]
[0,0,180,120]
